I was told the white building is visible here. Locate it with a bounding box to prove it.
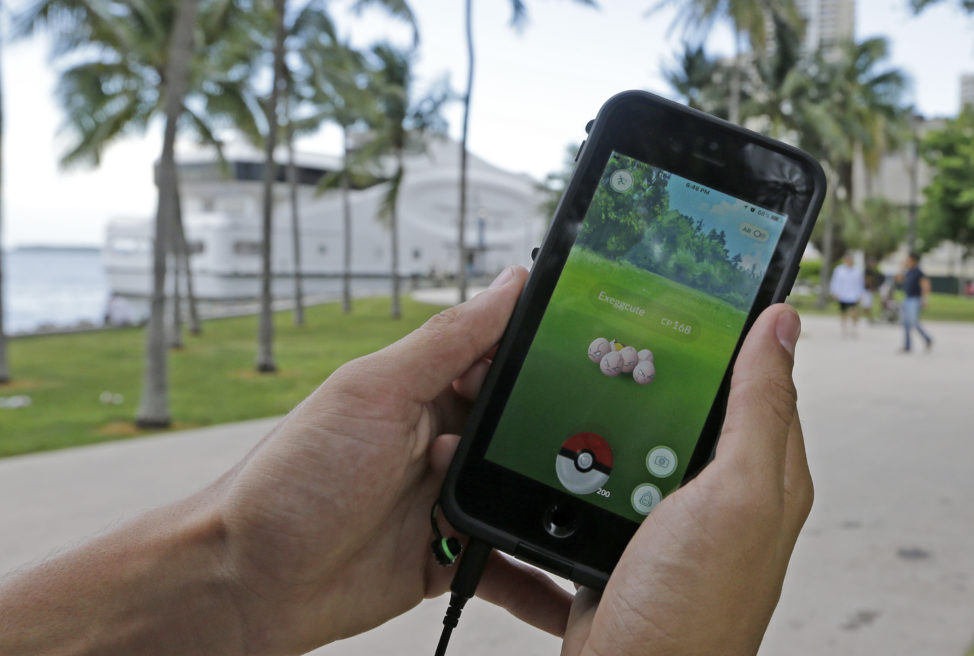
[104,138,548,303]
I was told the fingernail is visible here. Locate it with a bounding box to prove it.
[775,307,801,357]
[488,266,515,289]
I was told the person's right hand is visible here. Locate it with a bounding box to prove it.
[561,304,813,656]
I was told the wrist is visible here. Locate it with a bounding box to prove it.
[0,488,245,656]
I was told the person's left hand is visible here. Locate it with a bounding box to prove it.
[212,266,572,654]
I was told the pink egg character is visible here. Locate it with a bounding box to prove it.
[600,351,624,377]
[588,337,611,363]
[619,346,639,373]
[633,359,656,385]
[637,348,654,363]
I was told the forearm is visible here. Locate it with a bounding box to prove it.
[0,490,244,656]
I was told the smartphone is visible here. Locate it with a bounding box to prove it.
[441,90,826,589]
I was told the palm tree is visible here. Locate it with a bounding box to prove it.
[663,42,727,116]
[254,0,288,373]
[649,0,800,124]
[665,21,909,302]
[366,43,450,318]
[798,39,909,306]
[0,0,8,384]
[457,0,475,303]
[325,3,417,313]
[200,1,335,332]
[283,86,305,326]
[911,0,974,13]
[16,0,241,426]
[278,3,332,327]
[301,39,377,314]
[239,0,415,326]
[172,199,201,335]
[457,0,597,303]
[735,13,806,137]
[140,0,199,423]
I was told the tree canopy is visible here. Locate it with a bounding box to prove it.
[918,109,974,254]
[577,156,767,312]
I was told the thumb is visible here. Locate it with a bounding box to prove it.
[714,304,801,480]
[377,266,529,401]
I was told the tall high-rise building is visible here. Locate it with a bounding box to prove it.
[961,73,974,109]
[794,0,856,52]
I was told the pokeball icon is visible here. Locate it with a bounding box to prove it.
[555,432,614,495]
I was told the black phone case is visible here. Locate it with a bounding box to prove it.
[441,90,827,589]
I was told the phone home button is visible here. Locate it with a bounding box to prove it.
[543,504,577,538]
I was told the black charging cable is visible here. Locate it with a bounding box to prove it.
[434,537,492,656]
[430,503,492,656]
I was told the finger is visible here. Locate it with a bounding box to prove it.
[561,587,601,656]
[716,304,801,481]
[475,551,574,636]
[452,358,492,401]
[782,411,814,542]
[429,433,461,474]
[379,266,528,402]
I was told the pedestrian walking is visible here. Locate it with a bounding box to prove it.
[895,252,934,352]
[829,254,865,337]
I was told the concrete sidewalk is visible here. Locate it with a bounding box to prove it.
[1,314,972,655]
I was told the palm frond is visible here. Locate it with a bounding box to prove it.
[350,0,419,46]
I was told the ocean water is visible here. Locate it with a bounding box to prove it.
[2,248,110,334]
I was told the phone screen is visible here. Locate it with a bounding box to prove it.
[484,151,788,523]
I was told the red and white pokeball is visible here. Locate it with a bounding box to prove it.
[555,432,614,495]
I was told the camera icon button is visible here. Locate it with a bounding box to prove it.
[646,446,678,478]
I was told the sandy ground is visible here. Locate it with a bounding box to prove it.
[1,313,972,655]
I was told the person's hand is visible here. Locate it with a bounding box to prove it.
[561,304,813,656]
[214,266,572,654]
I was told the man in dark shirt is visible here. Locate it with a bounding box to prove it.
[896,252,933,352]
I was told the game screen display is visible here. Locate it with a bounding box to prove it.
[484,152,788,523]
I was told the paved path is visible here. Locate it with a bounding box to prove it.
[1,315,972,655]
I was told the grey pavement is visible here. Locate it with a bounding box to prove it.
[1,314,973,655]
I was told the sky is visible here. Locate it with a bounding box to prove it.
[3,0,974,247]
[665,171,786,270]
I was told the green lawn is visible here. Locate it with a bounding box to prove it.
[789,290,974,322]
[0,297,441,458]
[486,248,744,521]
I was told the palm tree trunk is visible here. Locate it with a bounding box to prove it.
[168,188,183,349]
[137,0,198,427]
[168,244,183,349]
[458,0,474,303]
[341,127,352,314]
[729,27,742,124]
[256,0,287,373]
[817,172,838,309]
[0,1,9,385]
[285,92,304,326]
[391,154,403,319]
[172,197,201,335]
